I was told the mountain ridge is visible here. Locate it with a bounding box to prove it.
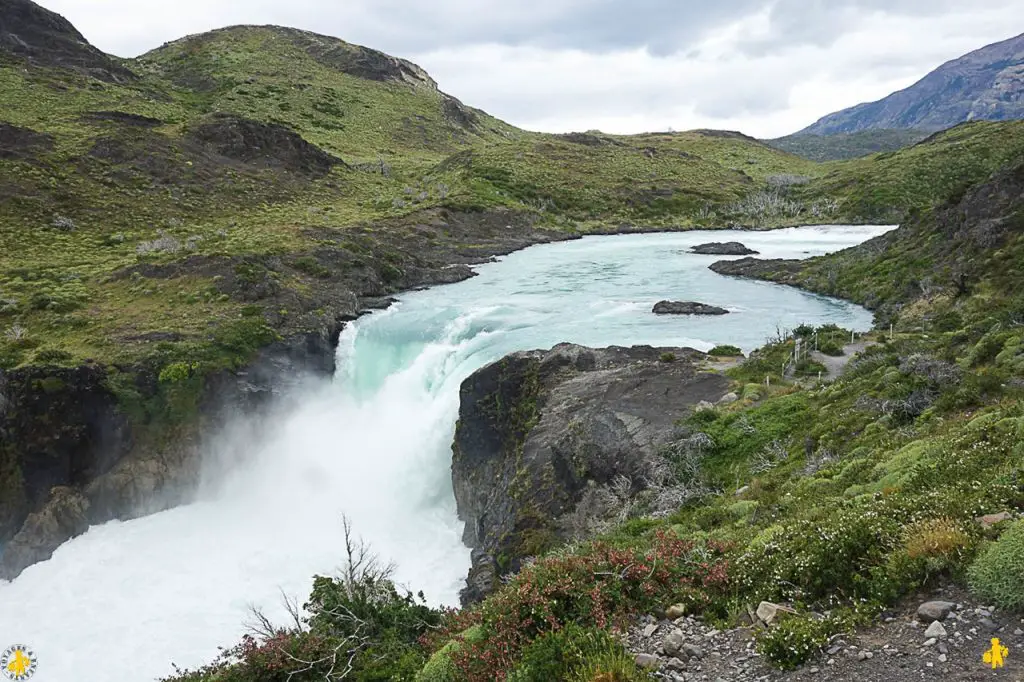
[799,31,1024,135]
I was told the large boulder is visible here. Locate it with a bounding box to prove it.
[690,242,759,256]
[0,486,89,579]
[653,301,729,315]
[451,343,730,604]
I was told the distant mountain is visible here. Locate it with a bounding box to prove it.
[799,32,1024,136]
[766,129,931,161]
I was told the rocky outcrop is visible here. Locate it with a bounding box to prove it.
[0,122,54,161]
[0,325,341,579]
[0,486,89,579]
[708,257,802,280]
[690,242,759,256]
[653,301,729,316]
[187,114,346,177]
[0,0,136,82]
[451,344,730,604]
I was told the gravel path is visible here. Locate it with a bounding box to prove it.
[627,586,1024,681]
[810,340,876,381]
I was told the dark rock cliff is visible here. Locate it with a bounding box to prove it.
[0,325,338,579]
[451,344,730,604]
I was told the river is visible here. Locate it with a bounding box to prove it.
[0,225,894,681]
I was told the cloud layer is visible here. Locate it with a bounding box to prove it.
[40,0,1023,137]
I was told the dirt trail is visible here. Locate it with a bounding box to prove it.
[811,339,876,381]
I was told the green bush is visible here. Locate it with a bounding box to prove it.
[159,361,199,383]
[508,624,647,682]
[755,612,848,669]
[709,345,743,357]
[417,627,485,682]
[968,519,1024,610]
[30,347,74,365]
[817,340,844,357]
[659,352,677,363]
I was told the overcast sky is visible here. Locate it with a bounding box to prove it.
[42,0,1023,138]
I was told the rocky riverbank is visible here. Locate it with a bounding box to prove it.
[450,343,732,604]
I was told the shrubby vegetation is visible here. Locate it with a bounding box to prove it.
[969,520,1024,610]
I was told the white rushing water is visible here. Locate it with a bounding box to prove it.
[0,225,895,681]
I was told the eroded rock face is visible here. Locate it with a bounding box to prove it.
[652,301,729,316]
[187,114,345,177]
[0,365,131,546]
[0,486,89,579]
[690,242,759,256]
[451,343,730,604]
[0,323,343,580]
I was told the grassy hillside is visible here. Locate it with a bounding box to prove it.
[792,121,1024,223]
[0,22,831,374]
[766,128,930,161]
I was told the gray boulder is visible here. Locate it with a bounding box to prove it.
[917,601,957,623]
[690,241,759,256]
[653,301,729,316]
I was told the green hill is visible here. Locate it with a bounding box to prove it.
[766,128,929,161]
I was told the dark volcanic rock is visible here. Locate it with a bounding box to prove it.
[83,111,164,127]
[0,122,53,160]
[187,114,345,177]
[709,257,803,279]
[277,26,437,86]
[0,365,131,547]
[451,343,729,604]
[0,0,136,82]
[652,301,729,315]
[0,486,89,579]
[690,241,759,256]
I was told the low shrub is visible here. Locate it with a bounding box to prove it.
[708,345,743,357]
[968,519,1024,610]
[659,352,677,363]
[817,340,844,357]
[507,624,636,682]
[444,532,730,681]
[903,517,973,567]
[755,611,850,669]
